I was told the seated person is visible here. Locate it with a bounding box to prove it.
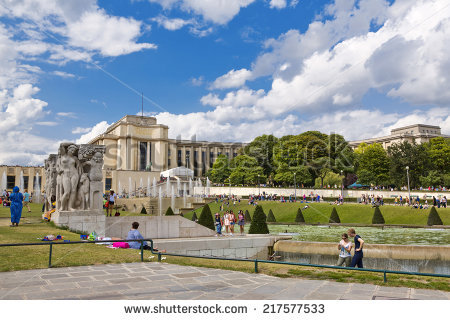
[126,222,165,252]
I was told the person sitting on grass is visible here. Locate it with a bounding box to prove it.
[126,222,165,252]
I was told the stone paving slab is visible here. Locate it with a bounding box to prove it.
[0,262,448,300]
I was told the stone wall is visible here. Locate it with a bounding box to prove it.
[202,186,450,199]
[154,235,291,259]
[105,216,216,239]
[274,240,450,274]
[51,210,106,237]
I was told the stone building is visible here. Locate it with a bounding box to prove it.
[348,124,449,150]
[88,115,246,193]
[0,165,45,193]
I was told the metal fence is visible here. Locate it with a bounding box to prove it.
[1,239,449,283]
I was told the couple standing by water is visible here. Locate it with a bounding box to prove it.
[337,228,364,268]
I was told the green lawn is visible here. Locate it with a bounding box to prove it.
[184,200,450,226]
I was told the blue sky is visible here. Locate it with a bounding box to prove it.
[0,0,449,165]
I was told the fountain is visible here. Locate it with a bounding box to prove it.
[166,177,170,197]
[183,183,187,208]
[171,185,175,211]
[118,181,122,196]
[34,172,41,203]
[139,177,143,198]
[128,177,132,198]
[1,172,6,191]
[158,186,162,216]
[206,177,211,196]
[152,177,157,198]
[147,177,150,197]
[188,178,193,197]
[177,179,181,197]
[19,171,24,192]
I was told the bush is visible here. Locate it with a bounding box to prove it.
[372,206,385,224]
[244,210,251,222]
[266,209,276,222]
[248,205,269,234]
[140,206,147,214]
[165,207,174,216]
[329,207,341,223]
[191,212,198,222]
[295,208,305,223]
[198,204,215,230]
[427,206,443,226]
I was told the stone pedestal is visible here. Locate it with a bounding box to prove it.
[52,210,105,237]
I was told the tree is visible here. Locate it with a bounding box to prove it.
[165,207,174,216]
[427,207,443,226]
[355,143,390,185]
[197,204,215,230]
[248,205,269,234]
[420,170,443,187]
[266,209,276,222]
[372,206,385,224]
[229,155,265,185]
[242,134,278,178]
[295,208,305,223]
[427,137,450,174]
[244,210,251,222]
[191,212,198,222]
[274,163,312,186]
[207,154,231,183]
[388,141,430,188]
[315,170,343,188]
[329,207,341,223]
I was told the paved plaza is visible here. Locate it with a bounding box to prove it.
[0,262,448,300]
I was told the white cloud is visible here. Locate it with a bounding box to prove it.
[210,68,252,89]
[72,127,92,134]
[152,15,193,30]
[51,71,76,78]
[270,0,287,9]
[56,112,77,118]
[36,121,59,126]
[190,76,205,86]
[149,0,257,25]
[75,121,110,144]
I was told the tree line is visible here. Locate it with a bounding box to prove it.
[206,132,450,189]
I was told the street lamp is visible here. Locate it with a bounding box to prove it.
[340,170,344,202]
[293,172,296,202]
[406,166,411,204]
[257,174,260,198]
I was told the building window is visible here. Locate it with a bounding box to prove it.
[233,153,237,158]
[7,176,15,190]
[139,142,147,171]
[168,158,171,167]
[202,151,206,174]
[105,178,112,191]
[193,151,198,176]
[226,152,229,159]
[186,150,190,168]
[210,152,214,166]
[23,176,29,191]
[177,150,182,167]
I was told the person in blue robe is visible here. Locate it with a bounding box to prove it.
[10,186,23,227]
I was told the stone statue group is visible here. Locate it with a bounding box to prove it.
[45,143,105,212]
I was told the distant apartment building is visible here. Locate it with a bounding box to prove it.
[348,124,449,150]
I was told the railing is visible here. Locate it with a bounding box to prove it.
[1,239,449,283]
[0,239,154,268]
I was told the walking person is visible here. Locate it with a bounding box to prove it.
[229,210,236,235]
[214,213,222,236]
[10,186,23,227]
[348,228,364,268]
[23,189,31,213]
[336,233,352,267]
[237,210,245,235]
[223,210,230,235]
[107,190,117,217]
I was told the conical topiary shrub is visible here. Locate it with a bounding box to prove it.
[427,206,443,226]
[140,206,147,214]
[198,204,215,230]
[244,210,251,222]
[329,207,341,223]
[295,208,305,223]
[165,206,174,216]
[372,206,385,224]
[191,212,198,222]
[266,209,276,222]
[248,205,269,234]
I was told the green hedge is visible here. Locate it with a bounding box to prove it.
[295,208,305,223]
[165,207,174,216]
[266,209,276,222]
[372,206,385,224]
[198,204,215,230]
[329,207,341,223]
[248,205,269,234]
[427,206,443,226]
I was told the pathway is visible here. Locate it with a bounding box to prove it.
[1,263,448,300]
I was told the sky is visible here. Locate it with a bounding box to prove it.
[0,0,450,165]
